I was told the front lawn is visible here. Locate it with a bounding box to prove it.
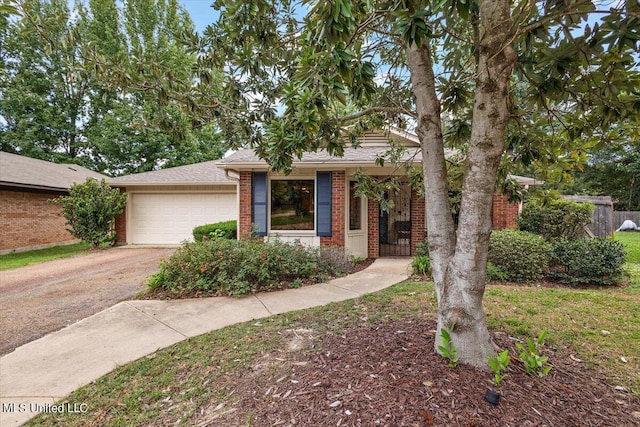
[27,280,640,426]
[0,242,91,271]
[616,231,640,264]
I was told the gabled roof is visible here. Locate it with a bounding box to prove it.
[221,127,444,168]
[109,160,234,187]
[0,151,107,192]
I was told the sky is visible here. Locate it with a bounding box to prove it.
[178,0,217,33]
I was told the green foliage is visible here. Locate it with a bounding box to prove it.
[550,238,627,285]
[192,220,237,242]
[0,0,225,175]
[412,255,431,276]
[51,178,127,248]
[415,239,430,258]
[488,230,552,282]
[437,328,458,369]
[149,239,352,297]
[485,262,508,282]
[488,350,510,386]
[515,331,552,377]
[518,199,594,241]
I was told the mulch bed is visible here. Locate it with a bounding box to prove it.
[199,318,640,426]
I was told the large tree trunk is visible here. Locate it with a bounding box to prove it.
[407,0,517,369]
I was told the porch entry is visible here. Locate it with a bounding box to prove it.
[379,183,412,256]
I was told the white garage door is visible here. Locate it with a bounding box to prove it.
[129,193,237,245]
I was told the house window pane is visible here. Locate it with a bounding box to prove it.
[271,180,315,230]
[349,181,361,231]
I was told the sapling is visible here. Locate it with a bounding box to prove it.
[438,327,458,368]
[516,330,553,377]
[488,350,510,386]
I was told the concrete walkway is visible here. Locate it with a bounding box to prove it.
[0,258,411,426]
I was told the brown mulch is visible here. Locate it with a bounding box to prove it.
[197,318,640,427]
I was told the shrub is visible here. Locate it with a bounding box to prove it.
[412,255,431,276]
[315,246,352,277]
[488,230,551,282]
[415,239,430,258]
[193,220,237,242]
[518,199,594,241]
[550,238,627,285]
[149,239,351,296]
[485,262,508,282]
[51,178,127,248]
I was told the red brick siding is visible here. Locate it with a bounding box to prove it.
[410,189,426,256]
[0,189,77,251]
[320,171,345,248]
[491,193,519,230]
[239,171,253,239]
[367,198,380,258]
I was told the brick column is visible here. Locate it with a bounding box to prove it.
[491,193,519,230]
[410,189,426,256]
[320,171,345,248]
[239,171,253,239]
[367,198,379,258]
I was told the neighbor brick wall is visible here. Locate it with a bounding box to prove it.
[491,193,519,230]
[0,189,76,251]
[410,189,426,256]
[320,171,345,248]
[115,210,127,244]
[239,171,253,239]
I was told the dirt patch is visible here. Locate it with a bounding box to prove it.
[0,247,173,355]
[199,318,640,426]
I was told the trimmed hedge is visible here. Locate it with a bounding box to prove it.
[488,230,552,282]
[193,220,237,242]
[550,238,627,285]
[518,199,593,241]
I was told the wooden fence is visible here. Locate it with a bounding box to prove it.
[614,211,640,229]
[564,196,614,237]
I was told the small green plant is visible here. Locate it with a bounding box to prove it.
[487,350,510,386]
[516,330,552,377]
[438,327,458,368]
[411,255,431,276]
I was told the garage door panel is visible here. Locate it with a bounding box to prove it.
[129,193,237,245]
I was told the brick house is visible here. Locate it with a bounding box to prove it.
[0,152,107,253]
[219,128,533,258]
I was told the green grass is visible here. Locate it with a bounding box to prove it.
[26,279,640,426]
[0,242,92,270]
[615,231,640,264]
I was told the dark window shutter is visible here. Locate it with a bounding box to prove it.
[317,172,332,237]
[252,172,268,236]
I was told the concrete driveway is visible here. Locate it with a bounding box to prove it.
[0,247,174,356]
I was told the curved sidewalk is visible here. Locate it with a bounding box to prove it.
[0,257,411,426]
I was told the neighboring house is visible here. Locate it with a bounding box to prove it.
[110,161,237,245]
[219,128,534,259]
[0,151,107,253]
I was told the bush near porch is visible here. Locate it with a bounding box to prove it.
[148,239,352,297]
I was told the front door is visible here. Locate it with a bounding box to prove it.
[379,184,412,256]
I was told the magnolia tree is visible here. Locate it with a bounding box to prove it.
[194,0,640,368]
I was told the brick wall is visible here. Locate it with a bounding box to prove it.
[410,189,426,256]
[238,171,253,239]
[320,171,345,248]
[491,193,519,230]
[367,198,380,258]
[0,189,77,252]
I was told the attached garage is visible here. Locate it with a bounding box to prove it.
[110,162,238,245]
